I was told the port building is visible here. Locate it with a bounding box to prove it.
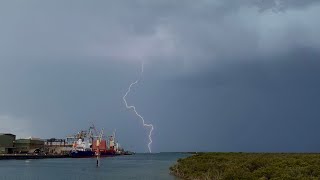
[14,138,44,153]
[44,138,72,155]
[0,133,16,154]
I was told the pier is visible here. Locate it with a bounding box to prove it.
[0,154,70,160]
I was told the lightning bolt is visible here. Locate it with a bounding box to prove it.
[123,62,154,153]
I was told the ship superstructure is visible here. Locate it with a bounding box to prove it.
[67,125,125,158]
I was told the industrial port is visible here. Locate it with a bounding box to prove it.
[0,124,133,160]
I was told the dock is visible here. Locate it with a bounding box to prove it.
[0,154,70,160]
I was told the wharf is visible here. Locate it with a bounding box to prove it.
[0,154,70,160]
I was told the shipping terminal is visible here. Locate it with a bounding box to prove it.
[0,124,134,160]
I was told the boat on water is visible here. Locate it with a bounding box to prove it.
[70,138,95,158]
[92,133,122,157]
[67,125,128,158]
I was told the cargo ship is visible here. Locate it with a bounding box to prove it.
[92,133,122,157]
[67,125,125,158]
[70,138,94,158]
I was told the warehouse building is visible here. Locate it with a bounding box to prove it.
[44,138,72,155]
[14,137,44,154]
[0,133,16,154]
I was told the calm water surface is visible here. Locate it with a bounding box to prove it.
[0,153,188,180]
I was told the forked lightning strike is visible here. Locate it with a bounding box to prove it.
[123,62,154,153]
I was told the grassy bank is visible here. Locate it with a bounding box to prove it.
[170,152,320,180]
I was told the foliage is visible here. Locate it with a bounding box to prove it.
[170,153,320,180]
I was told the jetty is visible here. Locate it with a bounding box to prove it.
[0,154,69,160]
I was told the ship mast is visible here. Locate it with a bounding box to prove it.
[96,128,104,167]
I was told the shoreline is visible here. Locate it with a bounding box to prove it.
[170,152,320,180]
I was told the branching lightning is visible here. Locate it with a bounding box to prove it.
[123,62,154,153]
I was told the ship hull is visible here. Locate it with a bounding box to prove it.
[70,151,95,158]
[98,149,120,157]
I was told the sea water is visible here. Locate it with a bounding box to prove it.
[0,153,188,180]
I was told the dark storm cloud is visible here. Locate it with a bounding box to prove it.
[162,48,320,152]
[257,0,320,12]
[0,0,319,66]
[0,1,320,152]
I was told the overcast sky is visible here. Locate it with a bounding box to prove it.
[0,0,320,152]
